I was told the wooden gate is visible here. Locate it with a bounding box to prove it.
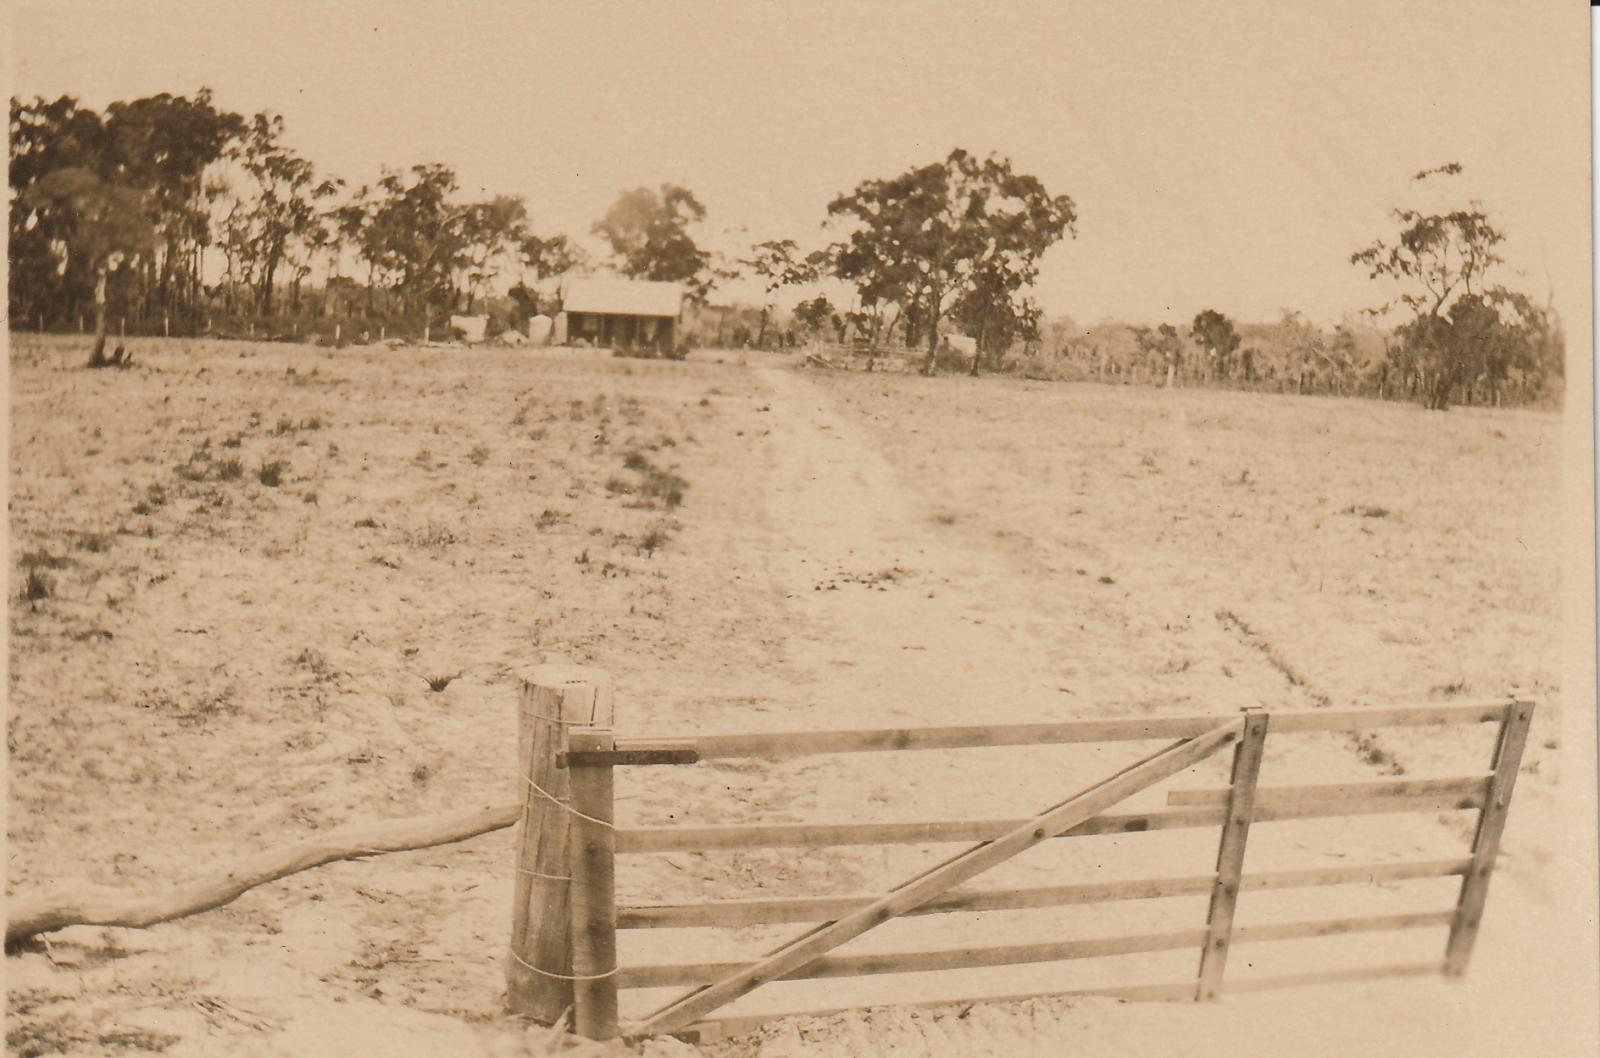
[506,670,1533,1042]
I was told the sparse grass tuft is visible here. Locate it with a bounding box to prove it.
[294,648,335,681]
[270,412,327,434]
[22,568,54,601]
[643,468,687,508]
[638,520,676,554]
[176,443,214,481]
[468,444,491,466]
[408,522,456,550]
[613,452,687,509]
[19,549,72,570]
[73,532,111,553]
[134,483,170,515]
[257,460,288,487]
[422,672,460,692]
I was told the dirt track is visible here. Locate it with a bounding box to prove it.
[8,339,1593,1058]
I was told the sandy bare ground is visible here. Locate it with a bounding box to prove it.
[7,337,1595,1057]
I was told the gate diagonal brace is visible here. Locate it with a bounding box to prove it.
[628,717,1244,1037]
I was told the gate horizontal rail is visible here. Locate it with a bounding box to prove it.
[617,857,1473,929]
[619,909,1458,989]
[1168,774,1489,806]
[614,788,1487,852]
[504,674,1534,1043]
[559,699,1513,767]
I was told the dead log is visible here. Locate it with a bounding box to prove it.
[6,801,520,949]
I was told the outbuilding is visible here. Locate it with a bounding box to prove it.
[557,277,684,351]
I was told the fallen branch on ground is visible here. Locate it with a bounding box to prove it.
[6,801,520,949]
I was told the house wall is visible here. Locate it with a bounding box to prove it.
[565,312,676,350]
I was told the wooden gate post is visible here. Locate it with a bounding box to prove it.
[507,666,614,1025]
[1444,696,1534,976]
[1197,708,1269,1000]
[568,727,619,1040]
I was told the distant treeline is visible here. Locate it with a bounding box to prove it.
[1019,307,1562,408]
[9,91,1564,408]
[8,91,705,354]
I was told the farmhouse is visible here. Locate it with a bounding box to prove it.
[557,277,683,351]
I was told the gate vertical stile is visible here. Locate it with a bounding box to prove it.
[1443,696,1534,976]
[569,727,620,1040]
[1197,708,1270,1000]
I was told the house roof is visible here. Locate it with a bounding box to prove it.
[563,277,684,317]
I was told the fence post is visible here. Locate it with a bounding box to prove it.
[1196,707,1269,1000]
[507,666,614,1026]
[568,726,619,1040]
[1444,696,1534,976]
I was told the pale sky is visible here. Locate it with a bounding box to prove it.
[7,0,1591,326]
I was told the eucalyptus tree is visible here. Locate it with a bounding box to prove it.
[21,167,155,361]
[594,183,712,296]
[826,149,1075,374]
[743,238,817,347]
[1351,163,1514,408]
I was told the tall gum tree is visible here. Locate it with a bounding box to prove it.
[21,167,155,361]
[10,95,109,326]
[742,239,818,347]
[826,149,1075,374]
[1190,309,1240,382]
[1351,163,1529,409]
[102,90,243,322]
[593,184,712,298]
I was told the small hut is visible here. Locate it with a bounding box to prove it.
[557,278,683,351]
